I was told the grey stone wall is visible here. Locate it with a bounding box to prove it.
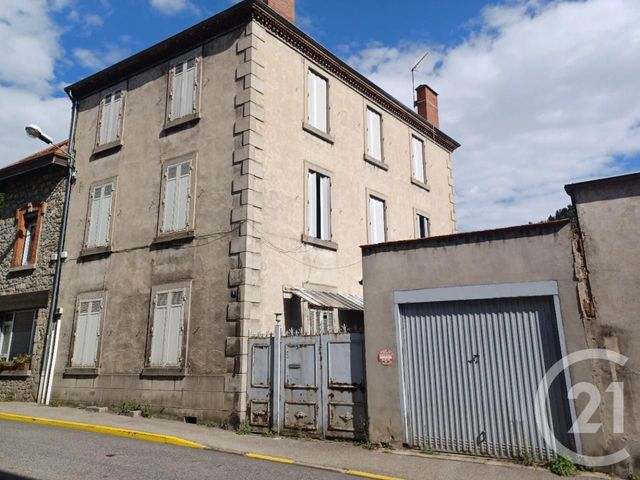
[0,166,66,401]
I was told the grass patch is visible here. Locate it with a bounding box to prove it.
[236,422,252,435]
[546,456,578,477]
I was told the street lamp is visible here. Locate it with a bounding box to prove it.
[25,124,54,145]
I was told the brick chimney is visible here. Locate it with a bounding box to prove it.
[264,0,295,23]
[415,85,439,129]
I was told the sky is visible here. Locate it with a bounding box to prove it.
[1,0,639,230]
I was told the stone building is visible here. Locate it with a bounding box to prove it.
[0,142,68,401]
[362,172,639,477]
[53,0,459,422]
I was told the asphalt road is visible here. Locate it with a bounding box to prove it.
[0,420,347,480]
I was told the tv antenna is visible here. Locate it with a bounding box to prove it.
[411,51,430,109]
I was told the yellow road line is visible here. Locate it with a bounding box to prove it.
[346,470,403,480]
[0,412,206,450]
[245,453,296,464]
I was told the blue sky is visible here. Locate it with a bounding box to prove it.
[2,0,640,230]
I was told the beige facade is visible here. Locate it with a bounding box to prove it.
[53,0,458,422]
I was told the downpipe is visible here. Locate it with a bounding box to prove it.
[37,90,77,404]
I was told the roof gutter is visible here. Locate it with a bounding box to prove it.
[37,90,78,405]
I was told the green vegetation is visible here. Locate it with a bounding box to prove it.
[548,204,576,221]
[49,399,63,408]
[236,421,252,435]
[546,456,578,477]
[116,401,151,417]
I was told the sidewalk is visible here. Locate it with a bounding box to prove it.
[0,402,607,480]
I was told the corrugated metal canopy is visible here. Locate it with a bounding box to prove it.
[285,288,363,311]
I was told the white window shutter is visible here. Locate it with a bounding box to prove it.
[183,58,196,117]
[112,90,123,140]
[315,74,328,132]
[87,186,102,247]
[72,300,100,367]
[170,63,184,121]
[97,183,113,246]
[412,137,425,183]
[175,162,191,230]
[307,70,316,126]
[308,171,317,237]
[164,292,183,366]
[369,197,385,244]
[150,293,168,366]
[98,94,112,145]
[319,175,331,241]
[367,109,382,160]
[163,166,178,232]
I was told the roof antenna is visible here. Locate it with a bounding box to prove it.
[411,51,430,110]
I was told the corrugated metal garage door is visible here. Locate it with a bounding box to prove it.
[398,296,569,461]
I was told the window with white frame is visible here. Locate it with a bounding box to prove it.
[368,196,386,244]
[168,57,199,122]
[307,69,328,133]
[21,213,38,266]
[416,213,430,239]
[0,311,36,361]
[149,289,186,367]
[71,299,102,367]
[366,108,383,161]
[161,160,192,234]
[86,181,114,248]
[307,170,331,241]
[97,89,124,146]
[411,136,426,183]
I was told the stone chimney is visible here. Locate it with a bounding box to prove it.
[264,0,295,23]
[415,85,439,129]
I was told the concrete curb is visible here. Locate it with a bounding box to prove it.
[0,412,206,450]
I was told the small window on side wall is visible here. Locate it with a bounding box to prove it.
[307,69,329,133]
[416,214,430,239]
[96,89,125,148]
[11,203,46,268]
[307,170,332,241]
[365,108,383,162]
[411,136,426,183]
[368,195,386,244]
[167,56,200,124]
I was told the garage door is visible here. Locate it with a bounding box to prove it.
[398,296,571,461]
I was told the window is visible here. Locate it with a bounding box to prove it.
[86,181,115,249]
[411,136,426,183]
[0,311,36,361]
[97,89,124,147]
[71,299,102,368]
[416,214,430,238]
[366,108,383,161]
[161,160,192,234]
[149,289,186,367]
[307,170,331,241]
[309,308,337,335]
[11,203,45,268]
[307,69,328,133]
[368,196,386,244]
[168,56,200,122]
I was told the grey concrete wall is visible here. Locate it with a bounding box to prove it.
[0,167,66,400]
[571,177,640,475]
[361,222,595,451]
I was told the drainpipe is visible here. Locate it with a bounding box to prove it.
[37,90,77,405]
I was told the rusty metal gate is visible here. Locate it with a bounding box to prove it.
[247,322,366,439]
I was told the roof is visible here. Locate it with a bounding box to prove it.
[361,219,571,255]
[0,141,68,183]
[285,287,364,311]
[564,171,640,195]
[65,0,460,153]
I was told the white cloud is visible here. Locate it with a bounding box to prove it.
[73,44,130,70]
[83,13,104,28]
[149,0,199,15]
[347,0,640,230]
[0,1,70,167]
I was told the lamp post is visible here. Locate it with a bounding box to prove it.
[25,123,75,405]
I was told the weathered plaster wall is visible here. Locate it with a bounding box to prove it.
[0,168,65,401]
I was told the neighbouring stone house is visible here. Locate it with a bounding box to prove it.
[52,0,459,422]
[0,142,68,401]
[362,172,639,477]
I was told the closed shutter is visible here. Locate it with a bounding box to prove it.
[175,162,191,230]
[412,137,425,183]
[72,300,101,367]
[308,71,328,132]
[170,63,184,120]
[164,292,184,366]
[163,165,178,232]
[319,174,331,240]
[87,186,102,247]
[99,94,113,145]
[367,109,382,160]
[8,311,35,358]
[369,197,385,244]
[308,171,317,237]
[170,59,196,120]
[150,293,168,366]
[182,58,196,117]
[87,183,113,247]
